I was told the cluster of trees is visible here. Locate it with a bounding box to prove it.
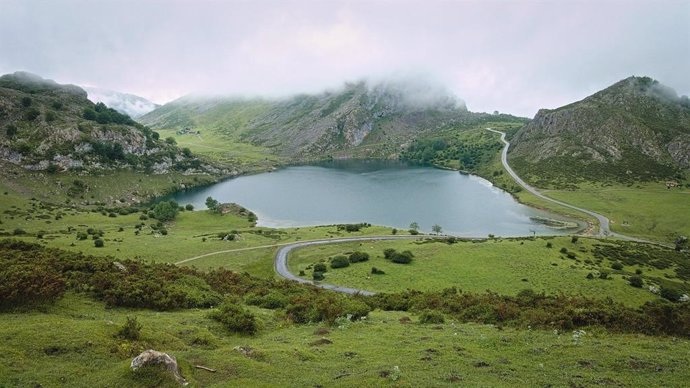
[83,102,136,125]
[400,136,501,170]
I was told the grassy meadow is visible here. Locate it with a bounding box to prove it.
[289,237,688,307]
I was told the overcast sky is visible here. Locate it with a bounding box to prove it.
[1,0,688,117]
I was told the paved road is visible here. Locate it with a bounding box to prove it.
[274,235,444,295]
[485,128,661,244]
[486,128,610,237]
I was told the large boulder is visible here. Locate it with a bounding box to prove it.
[131,349,188,386]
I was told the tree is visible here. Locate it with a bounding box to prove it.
[205,196,220,213]
[432,224,442,234]
[409,222,419,232]
[675,236,688,252]
[152,200,179,222]
[5,124,17,138]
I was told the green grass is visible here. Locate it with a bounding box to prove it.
[289,237,686,307]
[157,129,283,171]
[544,182,690,243]
[1,293,688,387]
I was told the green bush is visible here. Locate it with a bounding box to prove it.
[209,300,259,335]
[611,262,624,270]
[383,248,396,260]
[371,267,385,275]
[546,242,553,248]
[330,256,350,269]
[660,287,682,302]
[185,204,194,211]
[419,310,445,324]
[391,250,414,264]
[0,263,66,310]
[628,276,643,288]
[94,238,104,248]
[313,272,325,281]
[152,200,179,222]
[117,316,142,340]
[349,251,370,263]
[313,263,327,273]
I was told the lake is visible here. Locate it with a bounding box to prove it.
[171,160,579,236]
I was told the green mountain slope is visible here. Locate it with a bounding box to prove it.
[140,80,520,161]
[0,71,214,175]
[509,76,690,188]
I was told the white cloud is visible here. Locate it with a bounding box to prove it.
[0,0,687,117]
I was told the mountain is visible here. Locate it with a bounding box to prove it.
[509,76,690,187]
[0,71,214,174]
[139,79,507,160]
[83,86,159,118]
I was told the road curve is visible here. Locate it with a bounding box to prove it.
[275,235,443,295]
[485,128,652,243]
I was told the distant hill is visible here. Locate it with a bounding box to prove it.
[509,76,690,187]
[84,86,159,118]
[140,79,514,160]
[0,71,215,174]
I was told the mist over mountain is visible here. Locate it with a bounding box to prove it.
[138,78,514,160]
[84,86,159,118]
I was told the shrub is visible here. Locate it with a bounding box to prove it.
[313,263,327,273]
[94,239,104,248]
[409,229,419,235]
[76,231,88,240]
[599,271,609,280]
[635,269,643,275]
[152,200,179,222]
[330,256,350,269]
[559,247,568,254]
[571,236,579,243]
[383,248,396,260]
[419,310,445,324]
[371,267,385,275]
[0,263,66,309]
[391,250,414,264]
[185,204,194,211]
[546,242,553,248]
[21,96,32,107]
[660,287,682,302]
[13,228,26,235]
[313,272,325,281]
[209,300,259,335]
[285,293,370,324]
[628,276,643,288]
[611,262,624,270]
[349,251,370,263]
[117,316,142,340]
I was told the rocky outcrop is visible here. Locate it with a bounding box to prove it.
[131,349,188,386]
[510,76,690,182]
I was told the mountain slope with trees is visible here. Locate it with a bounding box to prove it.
[0,71,215,175]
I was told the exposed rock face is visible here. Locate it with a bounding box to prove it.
[139,79,491,160]
[510,76,690,182]
[130,349,188,386]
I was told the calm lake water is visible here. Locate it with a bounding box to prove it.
[171,160,577,237]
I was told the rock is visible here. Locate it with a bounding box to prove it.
[130,349,188,386]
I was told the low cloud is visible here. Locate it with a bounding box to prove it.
[0,0,687,117]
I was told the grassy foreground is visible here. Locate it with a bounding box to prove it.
[1,293,688,387]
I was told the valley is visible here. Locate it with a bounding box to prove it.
[1,71,688,387]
